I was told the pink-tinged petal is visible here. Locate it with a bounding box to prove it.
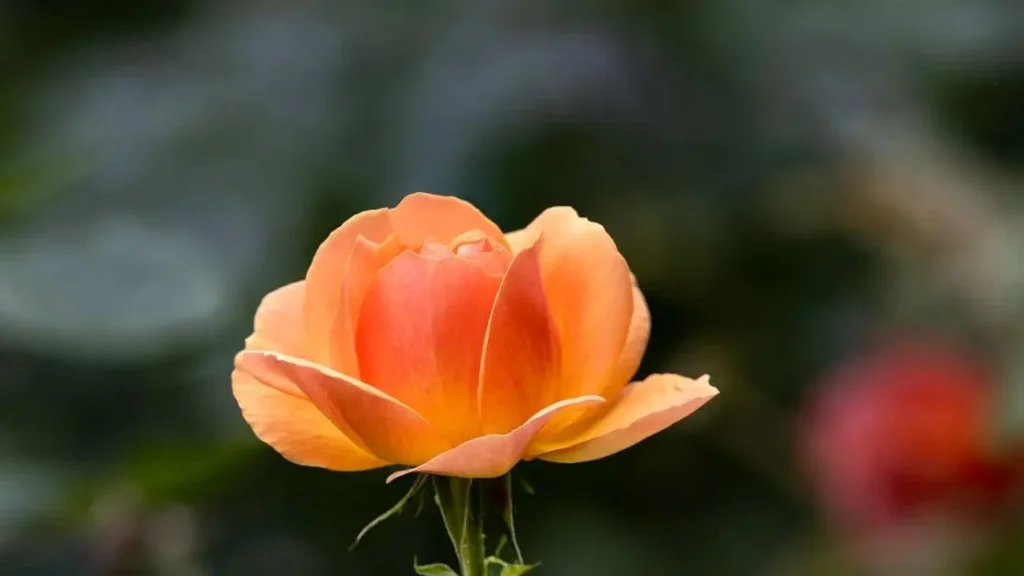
[304,209,394,364]
[243,281,308,397]
[533,374,718,463]
[504,207,579,253]
[450,235,511,277]
[236,351,452,466]
[478,239,562,435]
[325,235,402,376]
[612,278,651,393]
[391,192,510,251]
[356,251,501,443]
[232,367,386,471]
[449,229,494,250]
[387,395,606,482]
[419,242,453,260]
[537,212,634,400]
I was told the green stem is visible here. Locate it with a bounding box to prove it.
[433,477,486,576]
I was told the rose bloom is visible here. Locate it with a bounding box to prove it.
[803,342,1024,537]
[232,193,717,481]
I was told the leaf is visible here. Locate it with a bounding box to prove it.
[350,475,429,551]
[499,564,539,575]
[484,556,539,576]
[413,559,460,575]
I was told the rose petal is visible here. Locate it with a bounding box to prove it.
[325,235,402,376]
[613,278,651,392]
[533,374,718,463]
[304,209,394,363]
[232,367,386,471]
[387,395,606,482]
[391,192,510,251]
[243,281,309,396]
[236,351,452,465]
[503,206,579,253]
[356,251,501,443]
[536,211,634,400]
[450,236,511,277]
[245,281,307,356]
[478,239,562,435]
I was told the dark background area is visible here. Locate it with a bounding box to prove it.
[1,1,1023,574]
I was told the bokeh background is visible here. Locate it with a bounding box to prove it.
[2,1,1024,574]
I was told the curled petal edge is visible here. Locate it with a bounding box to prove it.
[533,374,718,463]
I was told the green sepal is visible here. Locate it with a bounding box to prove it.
[518,476,536,496]
[498,474,525,563]
[350,474,429,551]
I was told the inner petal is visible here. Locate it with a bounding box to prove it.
[326,234,403,377]
[449,232,512,277]
[355,251,502,444]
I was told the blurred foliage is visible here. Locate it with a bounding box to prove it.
[0,0,1022,574]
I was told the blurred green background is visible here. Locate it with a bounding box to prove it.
[1,1,1023,574]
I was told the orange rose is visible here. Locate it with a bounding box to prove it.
[233,192,717,481]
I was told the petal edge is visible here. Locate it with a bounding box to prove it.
[534,374,718,463]
[232,367,387,471]
[236,351,453,466]
[387,395,605,482]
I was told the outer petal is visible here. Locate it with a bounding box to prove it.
[537,211,634,400]
[243,281,308,397]
[534,374,718,463]
[325,235,403,376]
[387,395,605,482]
[478,239,562,434]
[391,192,510,251]
[232,367,386,471]
[245,281,307,357]
[304,209,394,363]
[237,351,453,465]
[356,251,501,443]
[613,278,651,391]
[504,206,578,254]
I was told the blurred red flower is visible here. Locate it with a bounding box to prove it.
[803,342,1023,538]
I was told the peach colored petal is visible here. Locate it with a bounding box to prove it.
[533,374,718,463]
[391,192,510,251]
[232,367,386,471]
[304,209,394,364]
[236,351,452,466]
[478,239,562,435]
[449,229,494,250]
[242,281,308,397]
[244,281,307,357]
[459,247,511,277]
[504,206,579,253]
[536,212,634,401]
[356,251,501,443]
[325,235,402,376]
[387,395,606,482]
[612,279,651,394]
